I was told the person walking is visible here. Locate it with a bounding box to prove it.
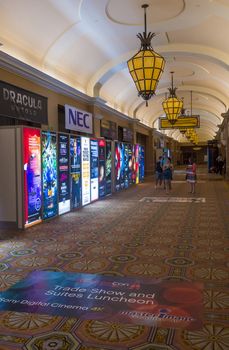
[186,157,197,194]
[155,156,163,188]
[163,157,173,194]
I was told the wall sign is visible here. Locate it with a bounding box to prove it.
[65,104,93,134]
[0,81,48,124]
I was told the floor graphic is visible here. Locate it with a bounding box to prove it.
[0,271,203,330]
[172,180,206,183]
[140,197,206,203]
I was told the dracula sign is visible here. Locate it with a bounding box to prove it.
[0,81,48,124]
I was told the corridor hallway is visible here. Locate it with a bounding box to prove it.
[0,167,228,350]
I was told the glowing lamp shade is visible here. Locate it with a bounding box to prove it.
[127,49,165,104]
[127,4,165,106]
[162,71,183,125]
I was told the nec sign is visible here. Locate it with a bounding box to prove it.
[65,104,93,134]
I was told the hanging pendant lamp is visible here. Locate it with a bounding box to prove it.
[162,71,183,125]
[127,4,165,106]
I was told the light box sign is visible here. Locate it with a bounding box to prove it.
[90,139,99,202]
[105,140,112,195]
[58,134,70,215]
[135,144,140,184]
[70,136,81,209]
[65,104,93,134]
[0,271,203,330]
[98,139,106,198]
[23,127,42,227]
[139,146,145,182]
[124,143,129,189]
[42,131,58,219]
[81,137,91,206]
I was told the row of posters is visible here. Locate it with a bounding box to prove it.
[115,142,145,192]
[23,128,144,228]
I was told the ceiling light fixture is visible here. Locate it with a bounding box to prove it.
[127,4,165,107]
[162,71,183,125]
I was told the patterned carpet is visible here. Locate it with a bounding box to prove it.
[0,166,228,350]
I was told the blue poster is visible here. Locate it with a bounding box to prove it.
[139,145,145,182]
[42,131,58,219]
[124,143,129,189]
[90,139,99,201]
[70,136,81,209]
[58,134,70,215]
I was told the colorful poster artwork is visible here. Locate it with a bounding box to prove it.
[0,271,203,330]
[42,131,58,219]
[23,128,42,227]
[128,143,133,185]
[135,144,139,184]
[70,136,81,209]
[105,140,112,195]
[139,145,145,182]
[58,134,70,215]
[115,142,125,191]
[90,139,99,202]
[98,139,106,198]
[124,143,129,189]
[131,144,136,184]
[81,137,91,206]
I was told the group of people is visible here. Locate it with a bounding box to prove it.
[155,155,197,194]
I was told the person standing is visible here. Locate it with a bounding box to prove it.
[155,156,163,188]
[163,157,173,194]
[186,158,197,194]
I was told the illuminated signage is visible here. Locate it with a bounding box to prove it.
[159,116,200,129]
[81,137,91,206]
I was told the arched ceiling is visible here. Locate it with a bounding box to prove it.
[0,0,229,142]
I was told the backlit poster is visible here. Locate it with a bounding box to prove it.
[58,134,70,215]
[139,145,145,182]
[23,127,42,227]
[124,143,129,189]
[90,139,99,201]
[42,131,58,219]
[135,144,140,184]
[105,140,112,195]
[98,139,106,197]
[128,143,133,185]
[70,136,81,209]
[131,144,136,184]
[81,137,91,206]
[115,142,125,191]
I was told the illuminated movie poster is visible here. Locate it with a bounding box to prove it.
[90,139,99,202]
[128,143,133,185]
[70,136,81,209]
[131,144,136,184]
[98,139,106,198]
[42,131,58,219]
[58,134,70,215]
[135,144,140,184]
[124,143,129,189]
[139,145,145,182]
[105,140,112,195]
[115,142,125,191]
[81,137,91,206]
[23,127,42,227]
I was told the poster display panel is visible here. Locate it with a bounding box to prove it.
[139,146,145,182]
[105,140,112,195]
[42,131,58,219]
[135,144,140,184]
[90,139,99,202]
[124,143,129,189]
[0,271,203,330]
[81,137,91,206]
[115,142,125,191]
[70,136,81,209]
[128,144,133,185]
[58,134,70,215]
[23,128,42,227]
[131,144,136,184]
[98,139,106,197]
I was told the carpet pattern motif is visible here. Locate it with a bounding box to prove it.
[0,169,229,349]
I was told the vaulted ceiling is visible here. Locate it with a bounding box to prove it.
[1,0,229,142]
